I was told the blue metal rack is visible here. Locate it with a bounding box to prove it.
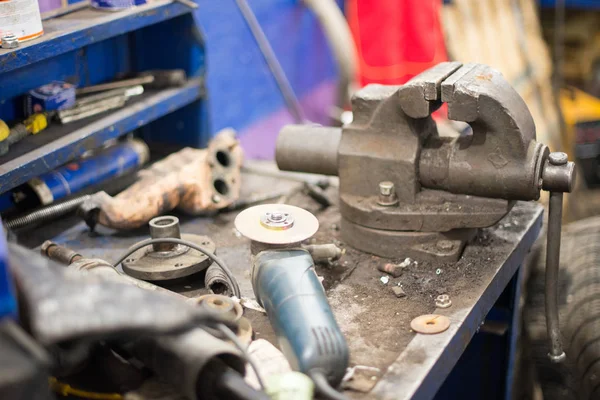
[0,0,209,195]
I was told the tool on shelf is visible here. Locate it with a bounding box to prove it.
[58,85,144,124]
[12,139,149,209]
[235,204,349,399]
[0,112,52,156]
[79,129,243,230]
[275,62,575,362]
[75,70,187,96]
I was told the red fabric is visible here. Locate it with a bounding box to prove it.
[347,0,448,86]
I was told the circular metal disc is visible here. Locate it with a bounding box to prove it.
[122,234,215,281]
[410,314,450,334]
[234,204,319,244]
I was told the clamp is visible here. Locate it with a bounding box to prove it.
[275,62,575,361]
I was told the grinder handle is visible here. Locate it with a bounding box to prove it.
[252,249,349,386]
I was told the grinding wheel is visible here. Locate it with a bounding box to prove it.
[234,204,319,245]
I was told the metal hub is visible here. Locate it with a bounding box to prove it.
[234,204,318,245]
[260,211,294,230]
[122,215,216,281]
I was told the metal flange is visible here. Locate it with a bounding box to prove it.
[234,204,319,245]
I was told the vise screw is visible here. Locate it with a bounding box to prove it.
[276,62,575,361]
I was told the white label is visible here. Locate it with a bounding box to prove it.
[0,0,43,41]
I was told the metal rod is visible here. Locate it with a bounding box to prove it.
[4,195,91,230]
[234,0,306,123]
[546,191,566,363]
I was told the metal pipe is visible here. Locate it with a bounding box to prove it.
[276,125,341,176]
[303,0,357,113]
[546,191,566,363]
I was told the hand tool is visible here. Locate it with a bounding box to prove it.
[276,62,576,361]
[20,139,149,207]
[39,241,184,299]
[34,241,262,400]
[78,129,243,230]
[235,204,349,399]
[75,70,187,96]
[0,112,52,156]
[58,85,144,123]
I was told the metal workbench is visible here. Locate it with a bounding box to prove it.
[42,162,544,400]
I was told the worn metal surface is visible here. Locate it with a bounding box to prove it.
[41,163,544,399]
[369,203,542,399]
[122,234,215,281]
[276,62,570,260]
[0,0,191,74]
[84,130,243,230]
[0,79,204,194]
[7,243,215,346]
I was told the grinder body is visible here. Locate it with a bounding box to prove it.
[252,249,349,385]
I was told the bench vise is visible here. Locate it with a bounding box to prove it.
[276,62,575,263]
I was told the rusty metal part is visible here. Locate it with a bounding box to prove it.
[122,225,216,281]
[234,204,319,246]
[9,243,224,347]
[302,243,344,263]
[80,130,243,230]
[204,263,235,297]
[276,62,575,262]
[410,314,450,335]
[435,294,452,309]
[190,294,243,322]
[377,263,403,278]
[41,240,83,264]
[148,216,182,252]
[39,241,185,300]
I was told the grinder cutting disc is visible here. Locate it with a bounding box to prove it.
[234,204,319,244]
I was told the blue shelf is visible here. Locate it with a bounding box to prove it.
[539,0,600,9]
[0,78,203,193]
[0,0,193,74]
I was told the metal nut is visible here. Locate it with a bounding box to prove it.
[1,33,19,49]
[377,181,399,206]
[435,294,452,308]
[436,240,455,252]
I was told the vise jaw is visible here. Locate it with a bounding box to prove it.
[276,62,575,261]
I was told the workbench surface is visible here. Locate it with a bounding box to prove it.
[47,162,544,400]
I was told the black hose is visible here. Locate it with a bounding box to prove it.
[546,191,566,362]
[113,238,241,298]
[217,323,266,390]
[309,371,349,400]
[216,367,271,400]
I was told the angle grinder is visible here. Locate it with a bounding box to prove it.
[235,204,349,398]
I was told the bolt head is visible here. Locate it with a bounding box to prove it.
[379,181,395,196]
[435,294,452,308]
[1,33,19,49]
[548,152,568,166]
